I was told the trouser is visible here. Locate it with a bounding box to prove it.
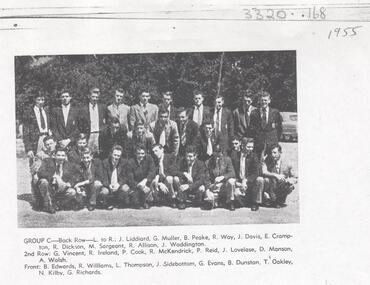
[263,177,294,204]
[177,184,206,205]
[80,180,106,206]
[150,176,180,203]
[121,184,153,207]
[111,184,131,206]
[204,178,236,207]
[88,132,100,156]
[235,177,264,205]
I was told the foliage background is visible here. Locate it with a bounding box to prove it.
[15,51,296,123]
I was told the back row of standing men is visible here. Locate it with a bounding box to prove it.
[23,87,296,213]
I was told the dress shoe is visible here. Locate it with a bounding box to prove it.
[87,205,95,211]
[106,205,114,210]
[44,206,56,214]
[203,201,213,211]
[178,203,186,210]
[170,201,177,209]
[143,203,150,210]
[228,202,235,211]
[251,204,259,211]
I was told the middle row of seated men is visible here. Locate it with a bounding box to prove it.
[33,134,287,214]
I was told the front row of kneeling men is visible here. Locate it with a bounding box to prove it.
[32,136,297,214]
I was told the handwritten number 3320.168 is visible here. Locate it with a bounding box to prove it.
[328,26,362,39]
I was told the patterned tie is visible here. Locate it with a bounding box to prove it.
[180,123,187,146]
[39,107,46,130]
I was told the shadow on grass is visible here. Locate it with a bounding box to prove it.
[18,193,33,204]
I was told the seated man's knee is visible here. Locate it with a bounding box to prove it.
[165,176,173,184]
[93,180,103,188]
[173,176,180,185]
[120,184,130,193]
[226,178,236,186]
[100,187,110,196]
[66,188,76,197]
[198,185,206,193]
[39,179,49,187]
[256,177,264,185]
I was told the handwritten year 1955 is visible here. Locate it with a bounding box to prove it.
[328,26,362,39]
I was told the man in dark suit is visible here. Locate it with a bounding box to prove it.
[212,95,234,152]
[74,147,104,211]
[198,121,222,161]
[78,87,108,156]
[126,144,156,209]
[177,107,200,157]
[67,133,88,165]
[129,90,158,131]
[233,89,256,139]
[99,117,128,159]
[158,91,177,121]
[149,107,179,156]
[98,145,130,210]
[50,90,79,150]
[204,144,236,211]
[37,147,80,213]
[188,91,211,127]
[230,138,264,211]
[176,145,209,210]
[126,120,156,158]
[23,92,51,164]
[250,91,283,159]
[262,144,297,208]
[151,144,180,208]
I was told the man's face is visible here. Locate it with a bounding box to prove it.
[82,153,92,165]
[135,149,146,161]
[135,125,145,136]
[231,140,241,151]
[55,151,66,164]
[140,92,150,105]
[111,149,122,164]
[194,94,204,106]
[242,142,254,155]
[77,139,87,150]
[152,146,164,159]
[115,91,124,104]
[35,97,45,108]
[243,96,253,107]
[215,98,223,110]
[162,94,172,107]
[159,112,169,124]
[89,90,100,104]
[111,122,120,133]
[44,139,56,152]
[271,148,281,161]
[259,96,270,109]
[205,124,213,137]
[178,111,188,124]
[61,92,71,106]
[186,152,196,165]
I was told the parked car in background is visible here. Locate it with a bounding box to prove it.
[281,112,298,142]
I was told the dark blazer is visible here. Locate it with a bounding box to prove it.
[78,103,108,135]
[177,119,200,157]
[99,126,128,159]
[153,153,179,181]
[126,155,156,188]
[206,155,235,183]
[177,158,209,192]
[158,103,178,121]
[67,147,82,165]
[249,108,283,153]
[198,130,222,161]
[23,106,51,153]
[50,105,80,144]
[233,105,256,138]
[37,158,79,186]
[78,159,103,184]
[98,158,128,188]
[230,151,260,183]
[211,107,234,151]
[150,120,179,155]
[188,105,212,127]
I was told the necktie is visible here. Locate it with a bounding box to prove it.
[159,127,166,147]
[206,137,213,156]
[180,123,187,146]
[39,107,46,130]
[239,154,245,179]
[215,109,221,134]
[159,158,164,176]
[197,106,201,125]
[57,163,63,177]
[262,108,267,127]
[245,106,250,127]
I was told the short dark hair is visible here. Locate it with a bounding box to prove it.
[152,144,163,150]
[241,137,254,145]
[268,144,282,154]
[111,144,123,154]
[135,143,147,153]
[158,107,169,116]
[258,90,271,99]
[240,89,254,98]
[81,147,92,155]
[185,145,197,155]
[162,91,173,98]
[43,135,55,144]
[55,146,67,154]
[33,91,45,100]
[134,119,145,129]
[116,88,124,94]
[89,87,100,94]
[60,90,71,96]
[77,133,88,141]
[231,135,241,142]
[177,107,189,116]
[193,90,204,97]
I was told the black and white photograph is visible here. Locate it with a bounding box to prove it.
[16,51,298,228]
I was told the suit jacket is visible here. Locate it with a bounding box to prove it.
[78,159,103,184]
[78,103,108,135]
[37,158,79,186]
[206,155,235,183]
[98,158,128,188]
[128,103,158,130]
[107,103,130,130]
[67,147,82,165]
[126,131,156,158]
[153,153,179,181]
[233,105,256,138]
[188,105,212,127]
[230,151,260,183]
[158,103,178,121]
[177,158,209,192]
[262,155,295,178]
[99,126,128,159]
[23,106,51,153]
[50,105,79,144]
[212,107,234,151]
[177,119,200,157]
[150,120,179,155]
[249,108,283,151]
[198,130,222,161]
[126,155,156,188]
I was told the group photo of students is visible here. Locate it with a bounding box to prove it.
[16,52,298,219]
